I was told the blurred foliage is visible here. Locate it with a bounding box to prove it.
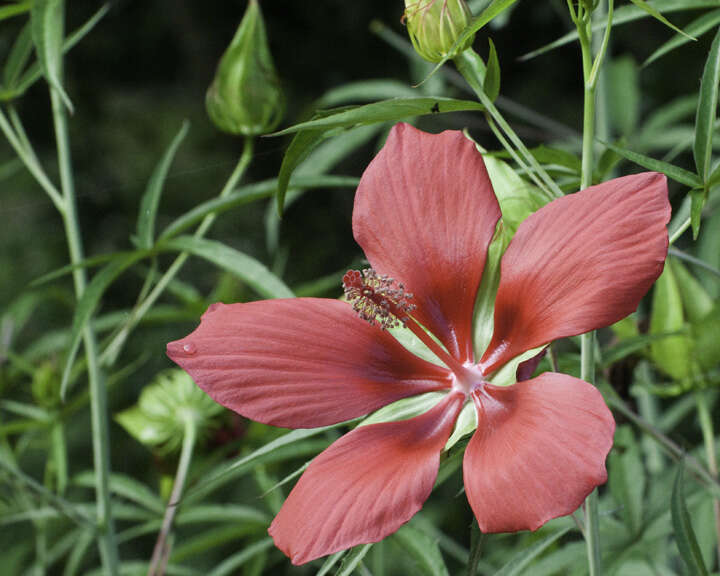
[0,0,719,574]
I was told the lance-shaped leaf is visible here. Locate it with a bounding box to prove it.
[31,0,73,111]
[694,26,720,183]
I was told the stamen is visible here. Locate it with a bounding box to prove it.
[342,268,415,330]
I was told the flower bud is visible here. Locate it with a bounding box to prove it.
[116,370,222,454]
[403,0,474,63]
[206,0,284,136]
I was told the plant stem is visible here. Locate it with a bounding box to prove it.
[102,137,255,365]
[695,389,720,569]
[453,49,564,201]
[0,107,64,212]
[50,81,119,574]
[574,1,604,573]
[148,417,197,576]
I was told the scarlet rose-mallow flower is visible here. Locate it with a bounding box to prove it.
[167,123,670,565]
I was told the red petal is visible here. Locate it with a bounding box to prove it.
[353,123,501,363]
[482,173,670,373]
[463,373,615,533]
[166,299,451,428]
[269,391,464,564]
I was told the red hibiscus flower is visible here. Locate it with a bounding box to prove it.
[167,123,670,565]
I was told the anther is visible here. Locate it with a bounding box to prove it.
[342,268,416,330]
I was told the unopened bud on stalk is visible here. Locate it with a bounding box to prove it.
[403,0,474,63]
[206,0,284,136]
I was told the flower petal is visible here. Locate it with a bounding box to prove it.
[463,373,615,533]
[269,391,464,564]
[481,173,670,374]
[353,123,501,363]
[167,298,451,428]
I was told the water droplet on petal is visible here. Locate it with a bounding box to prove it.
[182,342,196,355]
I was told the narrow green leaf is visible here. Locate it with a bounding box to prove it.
[493,527,571,576]
[3,23,33,88]
[73,471,164,514]
[185,426,338,504]
[317,551,345,576]
[160,175,357,241]
[454,0,518,58]
[159,236,293,299]
[317,80,418,107]
[671,465,710,575]
[604,142,702,187]
[392,524,449,576]
[694,26,720,182]
[207,539,274,576]
[628,0,696,39]
[645,9,720,66]
[31,0,73,112]
[0,1,30,22]
[359,393,445,427]
[60,252,149,399]
[271,97,485,136]
[689,187,707,239]
[276,129,326,216]
[1,4,110,102]
[136,121,189,249]
[336,544,373,576]
[484,39,500,102]
[519,0,716,62]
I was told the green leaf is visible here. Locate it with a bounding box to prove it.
[159,236,293,299]
[160,175,357,241]
[271,97,485,136]
[484,39,500,101]
[276,129,326,216]
[392,524,449,576]
[650,262,692,381]
[73,471,164,514]
[60,252,149,399]
[0,2,30,21]
[628,0,696,39]
[3,23,33,88]
[689,187,707,240]
[671,465,710,575]
[336,544,373,576]
[31,0,73,112]
[317,80,418,107]
[519,0,716,62]
[603,142,702,187]
[608,427,645,536]
[1,4,110,102]
[608,57,640,135]
[694,26,720,182]
[207,539,274,576]
[136,121,189,250]
[185,426,338,504]
[493,527,571,576]
[645,9,720,66]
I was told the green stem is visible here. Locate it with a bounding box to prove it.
[576,4,603,574]
[453,49,564,201]
[0,107,64,212]
[147,416,197,576]
[695,389,720,569]
[50,82,119,573]
[101,137,255,365]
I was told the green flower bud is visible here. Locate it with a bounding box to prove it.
[404,0,474,63]
[206,0,284,136]
[116,370,222,455]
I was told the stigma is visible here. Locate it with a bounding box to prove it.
[342,268,416,330]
